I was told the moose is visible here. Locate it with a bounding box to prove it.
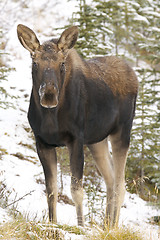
[17,24,138,227]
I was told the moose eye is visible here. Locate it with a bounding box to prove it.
[33,62,38,70]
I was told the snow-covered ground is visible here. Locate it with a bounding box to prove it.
[0,62,160,239]
[0,0,160,239]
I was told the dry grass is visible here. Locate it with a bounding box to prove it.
[0,217,145,240]
[87,225,144,240]
[0,217,86,240]
[0,218,64,240]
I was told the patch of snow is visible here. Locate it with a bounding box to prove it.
[1,53,160,240]
[0,207,11,224]
[133,13,150,25]
[120,192,160,240]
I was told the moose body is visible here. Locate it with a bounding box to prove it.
[17,25,138,227]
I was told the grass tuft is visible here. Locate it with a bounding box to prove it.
[0,218,62,240]
[0,217,86,240]
[55,223,85,235]
[0,217,145,240]
[87,225,144,240]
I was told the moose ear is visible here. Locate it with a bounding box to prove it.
[57,26,78,52]
[17,24,40,55]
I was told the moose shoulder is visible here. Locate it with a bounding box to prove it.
[17,24,138,227]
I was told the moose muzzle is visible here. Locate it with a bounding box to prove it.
[39,82,59,108]
[39,68,59,108]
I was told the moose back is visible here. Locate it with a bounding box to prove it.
[17,24,138,227]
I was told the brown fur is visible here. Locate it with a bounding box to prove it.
[17,24,138,228]
[93,56,138,96]
[67,50,138,96]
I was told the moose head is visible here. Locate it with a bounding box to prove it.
[17,24,78,108]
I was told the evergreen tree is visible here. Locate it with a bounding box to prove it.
[127,68,160,191]
[68,0,160,194]
[0,31,13,109]
[70,0,113,58]
[127,0,160,191]
[98,0,124,56]
[71,0,98,57]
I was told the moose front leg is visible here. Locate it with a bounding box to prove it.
[36,137,58,223]
[68,139,84,226]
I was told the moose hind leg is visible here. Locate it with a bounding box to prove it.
[36,137,57,223]
[110,129,129,227]
[88,138,115,227]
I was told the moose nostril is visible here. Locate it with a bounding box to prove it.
[40,82,46,89]
[39,83,45,97]
[39,82,59,101]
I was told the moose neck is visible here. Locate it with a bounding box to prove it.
[67,49,86,71]
[57,49,86,107]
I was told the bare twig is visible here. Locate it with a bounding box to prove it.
[5,190,35,208]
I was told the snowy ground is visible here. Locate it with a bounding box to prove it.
[0,0,160,239]
[0,37,159,240]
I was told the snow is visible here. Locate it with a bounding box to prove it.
[133,14,150,25]
[0,207,11,223]
[0,1,160,239]
[120,192,160,240]
[0,51,159,240]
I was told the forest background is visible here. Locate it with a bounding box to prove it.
[61,0,160,199]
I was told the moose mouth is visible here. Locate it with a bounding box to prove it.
[39,84,59,108]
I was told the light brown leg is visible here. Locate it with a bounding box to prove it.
[109,131,129,227]
[88,138,115,227]
[71,176,84,226]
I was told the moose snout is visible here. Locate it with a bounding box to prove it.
[39,82,59,108]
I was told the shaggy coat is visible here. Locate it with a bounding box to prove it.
[17,24,138,227]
